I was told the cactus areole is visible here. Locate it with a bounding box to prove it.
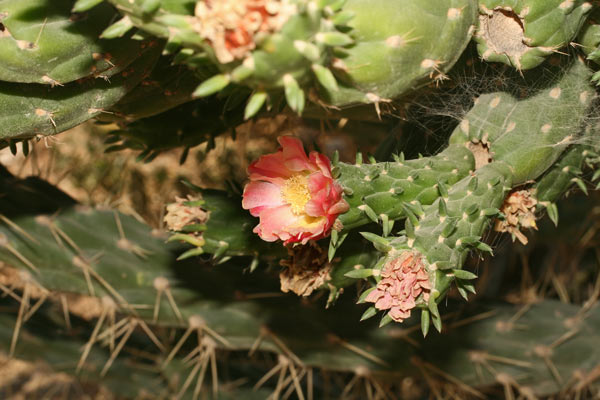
[242,136,349,244]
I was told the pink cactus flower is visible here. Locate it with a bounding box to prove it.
[242,136,349,245]
[365,251,431,323]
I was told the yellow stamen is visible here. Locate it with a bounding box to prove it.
[281,174,310,215]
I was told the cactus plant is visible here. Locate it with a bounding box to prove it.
[1,197,599,397]
[1,1,600,399]
[96,0,478,116]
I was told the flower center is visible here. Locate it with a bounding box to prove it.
[281,174,310,215]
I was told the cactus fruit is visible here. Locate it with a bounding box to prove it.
[475,0,593,70]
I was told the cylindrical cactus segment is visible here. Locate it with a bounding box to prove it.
[475,0,593,70]
[0,0,147,85]
[323,0,478,105]
[0,39,163,141]
[104,0,477,113]
[105,0,355,116]
[357,161,513,328]
[336,144,475,231]
[449,58,593,184]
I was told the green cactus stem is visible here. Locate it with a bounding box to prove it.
[475,0,593,70]
[449,58,593,184]
[0,0,147,85]
[0,38,163,141]
[336,144,475,232]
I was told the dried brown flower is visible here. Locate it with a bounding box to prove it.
[279,241,331,297]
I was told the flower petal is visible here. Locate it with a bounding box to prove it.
[279,136,312,172]
[242,181,284,216]
[255,204,299,242]
[248,151,292,183]
[310,151,333,178]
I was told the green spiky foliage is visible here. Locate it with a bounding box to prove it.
[335,144,475,231]
[104,97,246,162]
[356,161,513,330]
[316,0,478,106]
[3,2,600,399]
[1,171,600,398]
[103,56,205,122]
[0,165,600,398]
[534,133,600,226]
[340,58,594,330]
[95,0,477,117]
[475,0,593,70]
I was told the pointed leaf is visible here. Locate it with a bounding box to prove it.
[193,74,231,98]
[360,306,378,321]
[421,309,430,337]
[312,64,339,92]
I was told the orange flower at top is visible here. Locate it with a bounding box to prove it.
[242,136,349,245]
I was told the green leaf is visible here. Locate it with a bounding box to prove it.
[572,177,588,195]
[331,10,355,25]
[177,247,204,260]
[357,287,375,304]
[72,0,104,12]
[457,284,469,300]
[101,16,134,39]
[482,207,501,216]
[294,41,320,62]
[428,296,440,319]
[438,198,448,217]
[452,269,477,280]
[437,180,448,198]
[476,242,493,254]
[359,204,379,223]
[193,74,231,98]
[431,312,442,333]
[141,0,161,14]
[546,202,559,226]
[359,232,391,252]
[421,309,430,337]
[316,32,353,46]
[360,306,377,321]
[244,91,268,120]
[344,268,374,279]
[379,313,393,328]
[283,74,305,114]
[441,218,458,238]
[312,64,339,92]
